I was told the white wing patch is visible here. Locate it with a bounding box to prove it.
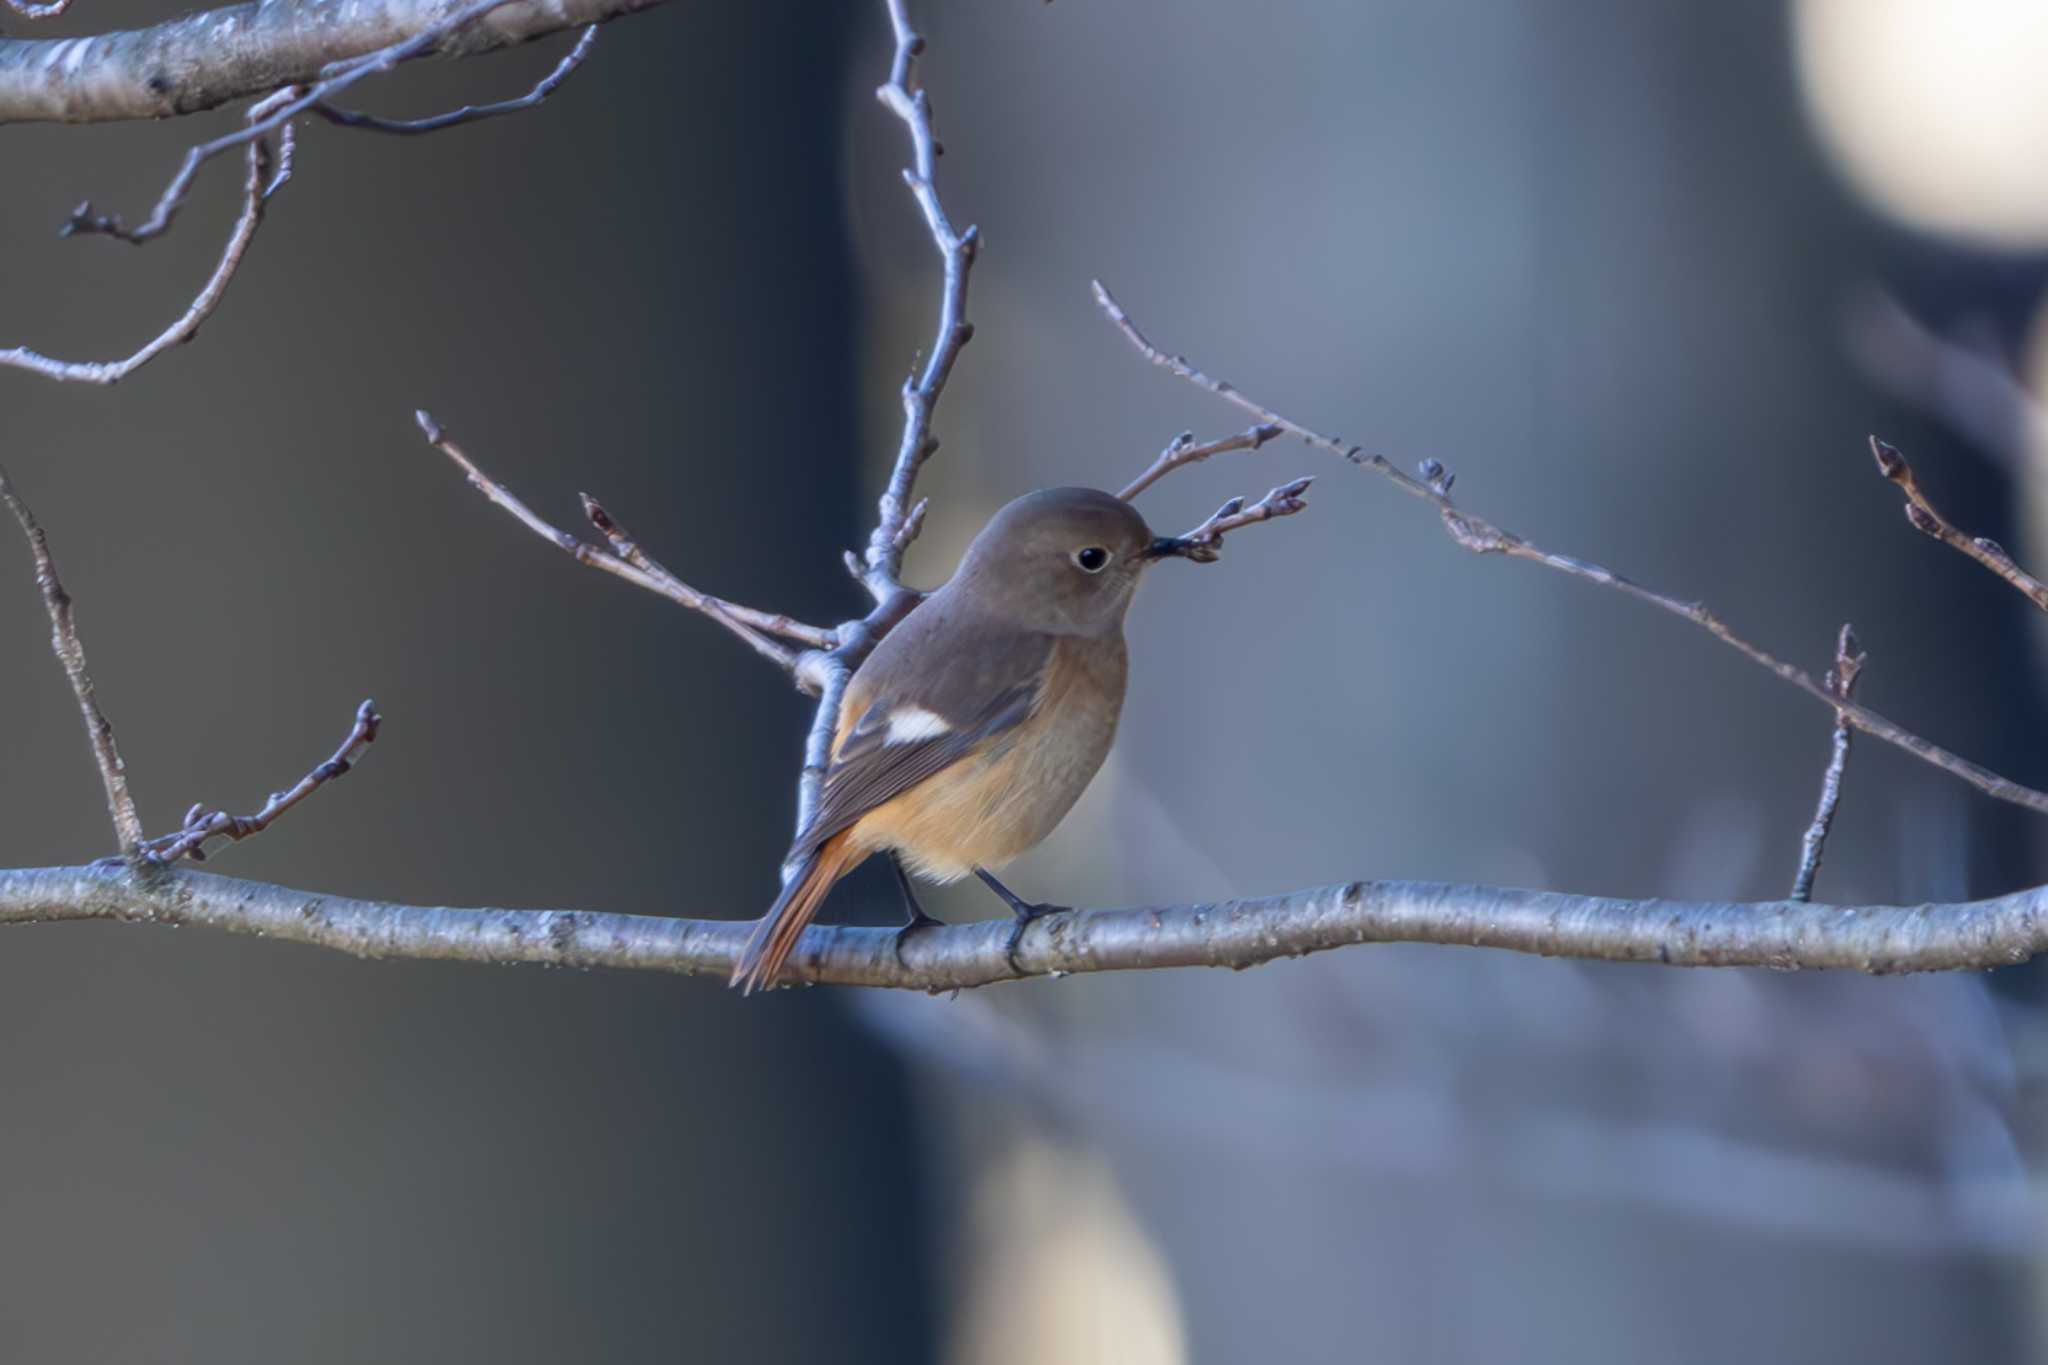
[884,706,953,744]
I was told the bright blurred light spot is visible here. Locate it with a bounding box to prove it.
[1795,0,2048,248]
[950,1139,1186,1365]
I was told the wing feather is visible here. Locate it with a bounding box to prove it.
[794,607,1053,856]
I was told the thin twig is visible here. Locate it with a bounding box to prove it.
[3,0,74,18]
[8,865,2048,985]
[0,126,284,384]
[0,466,145,855]
[139,701,383,864]
[61,0,524,245]
[1092,279,2048,819]
[414,412,825,679]
[578,496,837,648]
[1118,423,1283,501]
[1170,477,1314,563]
[1790,624,1866,903]
[313,26,598,135]
[1869,436,2048,614]
[859,0,979,600]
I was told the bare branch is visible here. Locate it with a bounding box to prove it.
[1168,476,1314,563]
[859,0,980,600]
[6,865,2048,986]
[1844,287,2048,480]
[4,0,75,19]
[61,0,531,246]
[1118,423,1282,502]
[139,701,383,864]
[1092,279,2048,820]
[312,25,597,135]
[1870,436,2048,614]
[414,412,824,680]
[0,0,663,125]
[1790,624,1866,903]
[0,467,145,855]
[0,127,285,384]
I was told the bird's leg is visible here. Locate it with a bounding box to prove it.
[891,854,944,970]
[973,868,1067,974]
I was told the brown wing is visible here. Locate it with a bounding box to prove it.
[793,605,1054,857]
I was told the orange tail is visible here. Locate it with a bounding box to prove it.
[730,831,863,994]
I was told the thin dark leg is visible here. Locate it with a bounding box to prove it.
[890,854,943,969]
[974,868,1067,973]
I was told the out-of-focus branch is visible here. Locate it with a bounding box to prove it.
[1844,287,2048,480]
[312,25,597,135]
[0,466,144,854]
[1870,436,2048,613]
[1790,624,1865,903]
[138,701,382,864]
[6,865,2048,985]
[4,0,74,19]
[0,111,291,385]
[0,0,660,125]
[415,412,831,681]
[1092,279,2048,819]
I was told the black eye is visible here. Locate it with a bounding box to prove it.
[1073,546,1110,573]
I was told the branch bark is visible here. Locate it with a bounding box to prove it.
[0,0,661,125]
[4,865,2045,987]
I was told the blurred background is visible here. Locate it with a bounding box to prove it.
[4,0,2048,1359]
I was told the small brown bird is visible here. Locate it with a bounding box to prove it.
[730,486,1196,993]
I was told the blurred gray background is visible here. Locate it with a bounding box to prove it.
[5,1,2048,1361]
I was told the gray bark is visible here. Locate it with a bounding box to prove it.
[0,0,664,124]
[3,864,2042,989]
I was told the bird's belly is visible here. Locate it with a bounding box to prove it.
[853,705,1118,883]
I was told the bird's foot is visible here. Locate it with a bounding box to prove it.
[1003,900,1066,976]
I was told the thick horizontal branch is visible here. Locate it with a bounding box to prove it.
[4,865,2045,988]
[0,0,663,125]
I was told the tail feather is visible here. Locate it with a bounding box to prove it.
[730,831,862,994]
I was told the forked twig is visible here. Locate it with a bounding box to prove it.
[415,412,830,680]
[2,106,292,384]
[141,701,383,864]
[1171,477,1314,563]
[313,26,598,135]
[62,0,523,246]
[0,466,145,854]
[1092,278,2048,818]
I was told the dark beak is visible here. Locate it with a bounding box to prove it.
[1143,536,1192,561]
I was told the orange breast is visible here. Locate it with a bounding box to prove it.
[848,635,1127,881]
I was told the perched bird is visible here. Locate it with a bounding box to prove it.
[730,486,1197,993]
